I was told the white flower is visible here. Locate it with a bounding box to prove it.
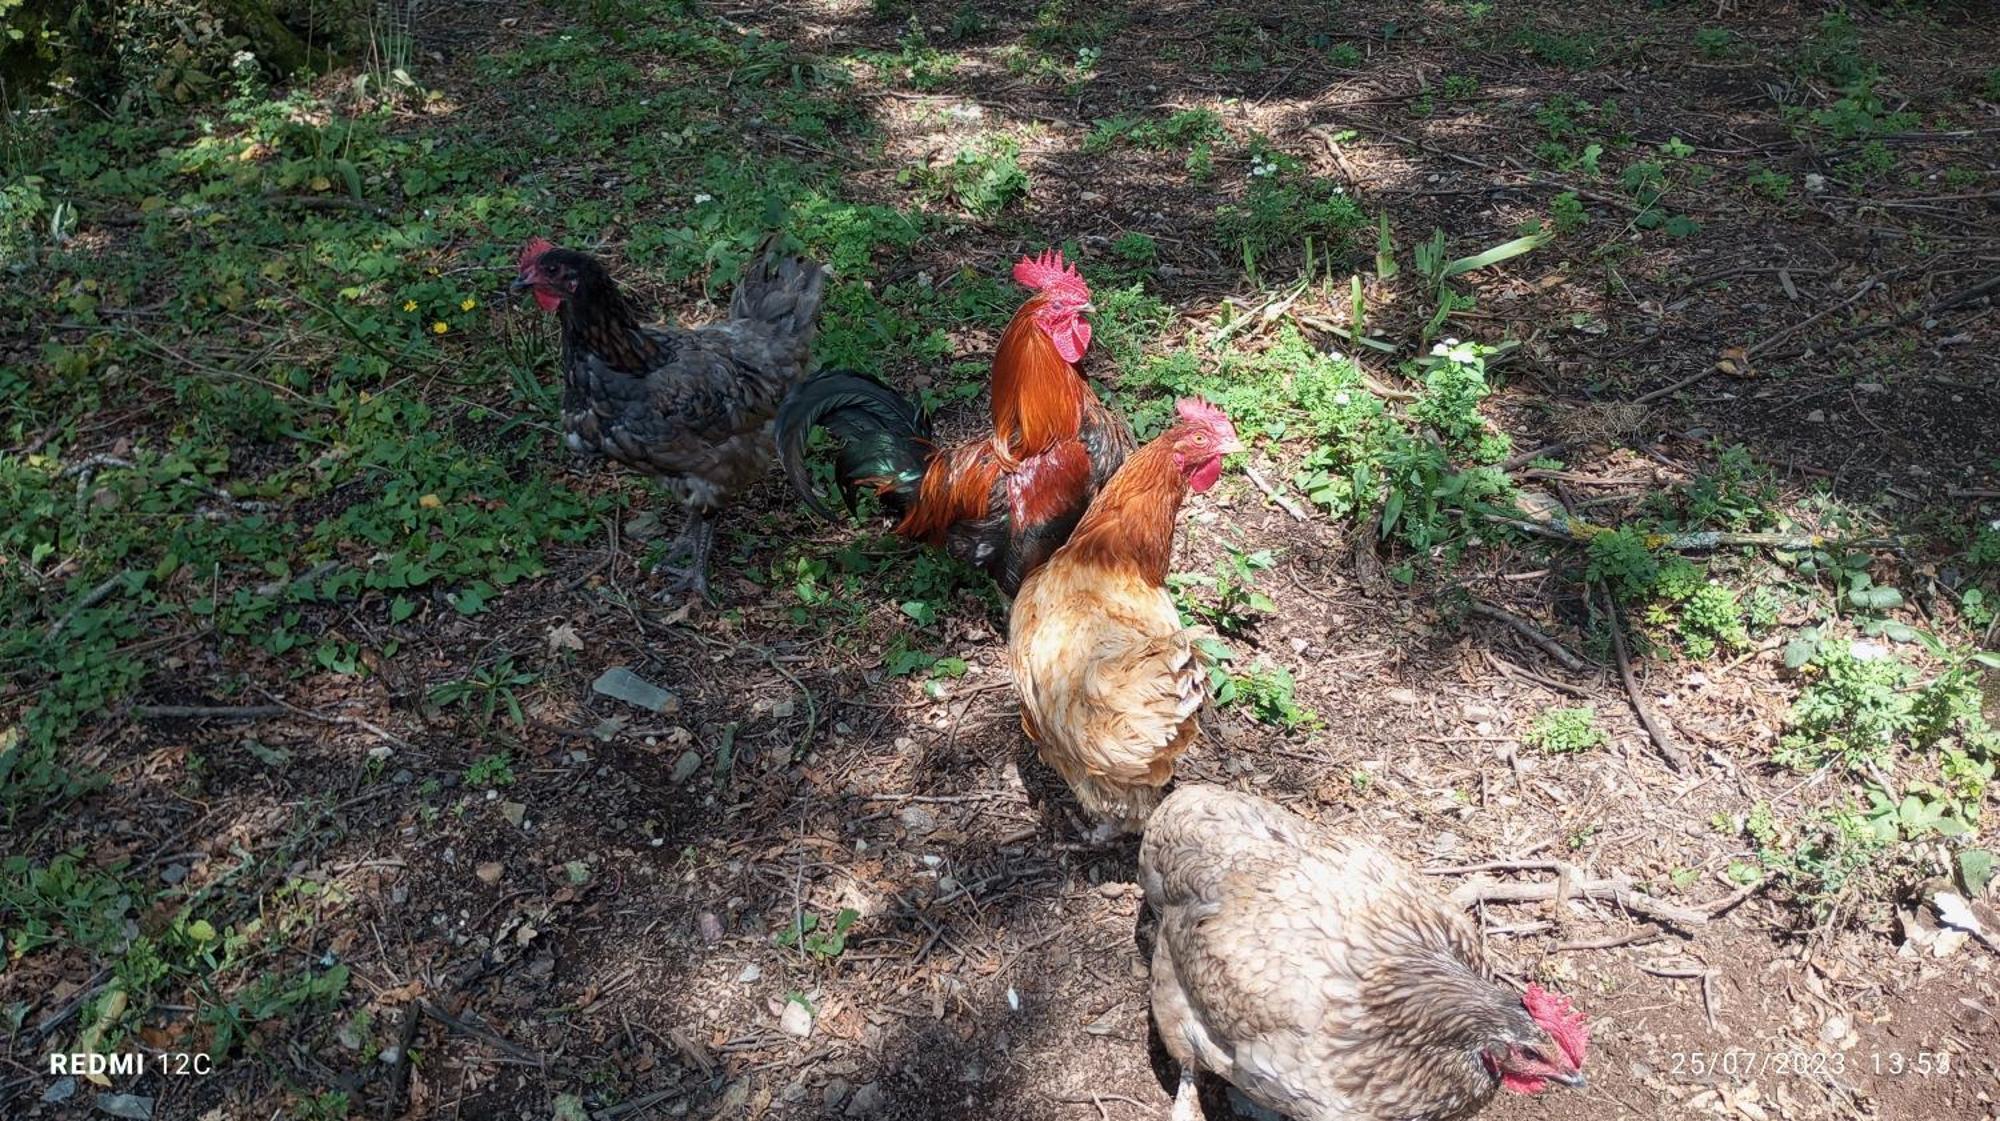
[1332,391,1351,406]
[1431,342,1450,356]
[693,192,713,205]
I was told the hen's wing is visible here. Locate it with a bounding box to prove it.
[1011,572,1205,825]
[1076,620,1206,786]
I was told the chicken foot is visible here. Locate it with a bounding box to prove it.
[1169,1065,1203,1121]
[650,507,718,600]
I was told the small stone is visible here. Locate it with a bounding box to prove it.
[697,911,724,943]
[392,768,414,785]
[475,862,504,885]
[846,1083,885,1117]
[1387,687,1420,705]
[1805,409,1826,423]
[779,1000,814,1038]
[95,1095,155,1120]
[822,1078,853,1111]
[1820,1015,1850,1044]
[42,1077,76,1104]
[1462,702,1499,723]
[499,801,527,827]
[899,806,937,833]
[738,963,763,983]
[160,863,188,886]
[670,749,702,784]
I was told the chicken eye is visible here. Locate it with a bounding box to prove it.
[1523,1048,1546,1064]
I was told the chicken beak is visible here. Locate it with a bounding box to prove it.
[1552,1070,1587,1090]
[1220,437,1246,456]
[508,275,533,294]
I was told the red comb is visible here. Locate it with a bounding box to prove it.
[518,237,555,270]
[1012,248,1090,302]
[1523,984,1589,1067]
[1175,397,1230,427]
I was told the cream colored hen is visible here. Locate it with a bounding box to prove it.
[1140,784,1590,1121]
[1008,400,1241,837]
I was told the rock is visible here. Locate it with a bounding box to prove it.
[697,911,724,943]
[899,806,937,833]
[475,862,504,885]
[591,667,679,713]
[42,1077,76,1104]
[1461,702,1499,723]
[738,963,763,983]
[846,1083,885,1116]
[499,802,527,828]
[160,863,188,886]
[1805,409,1826,423]
[822,1078,853,1111]
[1386,687,1420,705]
[95,1095,155,1120]
[779,1000,814,1038]
[670,749,702,784]
[1820,1015,1849,1044]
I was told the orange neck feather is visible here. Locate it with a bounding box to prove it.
[989,296,1086,462]
[1055,437,1185,586]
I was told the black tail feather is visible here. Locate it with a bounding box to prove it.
[776,369,933,522]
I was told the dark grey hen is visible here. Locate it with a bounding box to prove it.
[515,236,825,597]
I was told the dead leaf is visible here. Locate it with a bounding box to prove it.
[1716,346,1753,379]
[546,623,584,653]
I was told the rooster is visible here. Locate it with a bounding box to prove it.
[1007,399,1241,839]
[512,237,825,597]
[775,249,1133,595]
[1140,784,1590,1121]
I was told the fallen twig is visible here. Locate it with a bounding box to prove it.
[1469,600,1587,672]
[417,1000,543,1066]
[45,570,134,641]
[1602,584,1690,771]
[379,1004,422,1121]
[134,704,290,720]
[1452,872,1709,927]
[1242,462,1308,521]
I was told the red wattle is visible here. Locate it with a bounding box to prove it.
[534,290,561,312]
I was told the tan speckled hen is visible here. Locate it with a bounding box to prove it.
[1139,784,1590,1121]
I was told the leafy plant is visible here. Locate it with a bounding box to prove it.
[1526,706,1606,753]
[775,907,859,959]
[463,752,518,789]
[430,659,536,730]
[901,136,1028,216]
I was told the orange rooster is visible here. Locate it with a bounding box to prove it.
[1008,399,1242,839]
[775,250,1134,595]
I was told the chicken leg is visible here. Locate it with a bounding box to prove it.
[1169,1065,1202,1121]
[651,507,718,600]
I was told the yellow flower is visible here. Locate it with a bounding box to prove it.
[403,299,417,312]
[432,321,449,334]
[460,297,477,311]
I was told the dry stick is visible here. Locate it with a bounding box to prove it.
[1603,584,1690,771]
[1242,462,1309,521]
[45,570,132,641]
[379,1003,423,1121]
[1450,873,1709,927]
[1766,270,2000,360]
[1468,600,1587,672]
[134,704,290,720]
[1737,277,1882,361]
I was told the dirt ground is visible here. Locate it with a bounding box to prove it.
[9,1,2000,1119]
